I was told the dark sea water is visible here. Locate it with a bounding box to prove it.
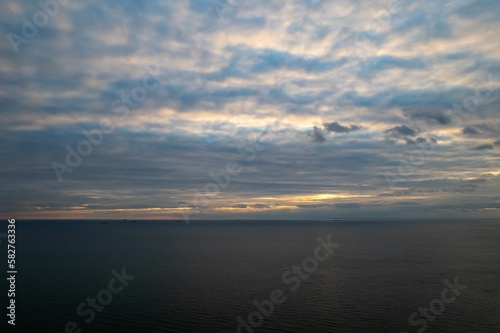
[1,219,499,333]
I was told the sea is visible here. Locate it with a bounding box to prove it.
[1,219,499,332]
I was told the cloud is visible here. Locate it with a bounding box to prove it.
[404,137,428,145]
[404,108,453,125]
[251,204,270,209]
[462,126,481,135]
[385,125,419,137]
[324,121,362,133]
[309,126,326,143]
[231,204,248,209]
[461,124,499,137]
[472,144,495,151]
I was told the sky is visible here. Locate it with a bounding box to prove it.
[0,0,499,220]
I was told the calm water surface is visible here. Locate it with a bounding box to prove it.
[1,219,499,332]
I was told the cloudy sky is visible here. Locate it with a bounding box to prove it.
[1,0,499,220]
